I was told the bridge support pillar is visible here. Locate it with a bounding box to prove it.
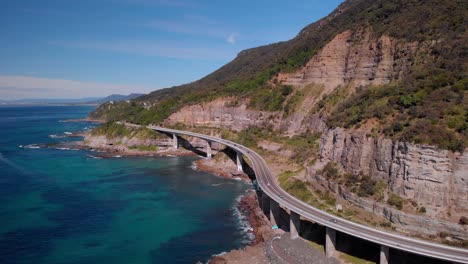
[270,199,280,227]
[172,134,178,149]
[236,151,243,172]
[261,193,270,217]
[325,227,337,258]
[380,245,389,264]
[206,141,212,159]
[290,211,300,239]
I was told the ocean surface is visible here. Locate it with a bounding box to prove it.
[0,105,252,264]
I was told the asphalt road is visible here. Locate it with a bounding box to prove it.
[143,124,468,264]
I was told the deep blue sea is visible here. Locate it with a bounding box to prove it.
[0,105,251,264]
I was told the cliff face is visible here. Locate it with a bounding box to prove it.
[165,98,276,131]
[315,124,468,221]
[167,93,468,223]
[167,98,468,235]
[276,30,417,93]
[314,173,467,239]
[163,28,467,235]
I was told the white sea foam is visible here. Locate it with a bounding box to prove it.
[113,155,122,158]
[55,147,71,150]
[49,134,66,139]
[87,155,102,159]
[64,132,72,135]
[191,161,198,170]
[232,194,255,244]
[212,251,228,257]
[21,144,41,149]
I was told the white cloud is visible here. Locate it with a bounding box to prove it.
[0,75,152,100]
[227,34,236,44]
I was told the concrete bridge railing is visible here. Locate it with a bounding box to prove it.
[123,123,468,264]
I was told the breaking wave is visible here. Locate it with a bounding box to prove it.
[20,144,41,149]
[232,194,255,244]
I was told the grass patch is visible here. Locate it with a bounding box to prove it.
[339,252,374,264]
[91,122,130,138]
[284,132,321,164]
[282,179,314,202]
[283,90,304,117]
[278,170,295,186]
[314,85,352,114]
[128,145,158,151]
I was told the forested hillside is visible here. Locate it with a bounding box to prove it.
[90,0,467,151]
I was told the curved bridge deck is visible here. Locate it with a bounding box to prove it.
[130,124,468,264]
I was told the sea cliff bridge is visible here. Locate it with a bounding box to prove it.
[124,123,468,264]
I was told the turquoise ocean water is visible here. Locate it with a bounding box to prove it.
[0,105,251,264]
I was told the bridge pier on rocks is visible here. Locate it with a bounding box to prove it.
[270,199,280,227]
[380,245,389,264]
[172,134,178,149]
[205,141,212,159]
[236,151,243,172]
[260,192,271,217]
[290,211,300,239]
[325,227,337,258]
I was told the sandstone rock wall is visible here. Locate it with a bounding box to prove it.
[315,124,468,221]
[162,28,467,230]
[314,174,468,239]
[276,29,418,93]
[167,93,468,223]
[165,98,276,131]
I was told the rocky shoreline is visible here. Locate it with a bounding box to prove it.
[209,191,274,264]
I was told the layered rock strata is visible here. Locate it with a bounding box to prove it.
[275,29,418,93]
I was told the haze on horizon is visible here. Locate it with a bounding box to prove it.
[0,0,343,100]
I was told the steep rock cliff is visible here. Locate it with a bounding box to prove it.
[159,26,467,235]
[167,94,467,221]
[314,173,467,239]
[314,123,468,222]
[276,29,418,93]
[165,98,277,131]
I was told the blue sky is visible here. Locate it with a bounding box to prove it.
[0,0,343,99]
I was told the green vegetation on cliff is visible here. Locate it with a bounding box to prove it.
[327,60,467,151]
[91,122,130,138]
[90,0,467,151]
[91,122,165,140]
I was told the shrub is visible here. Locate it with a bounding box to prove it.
[387,193,405,210]
[373,180,387,202]
[419,207,426,213]
[281,85,293,96]
[357,175,377,197]
[459,216,468,225]
[439,231,450,238]
[344,173,360,188]
[319,162,340,179]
